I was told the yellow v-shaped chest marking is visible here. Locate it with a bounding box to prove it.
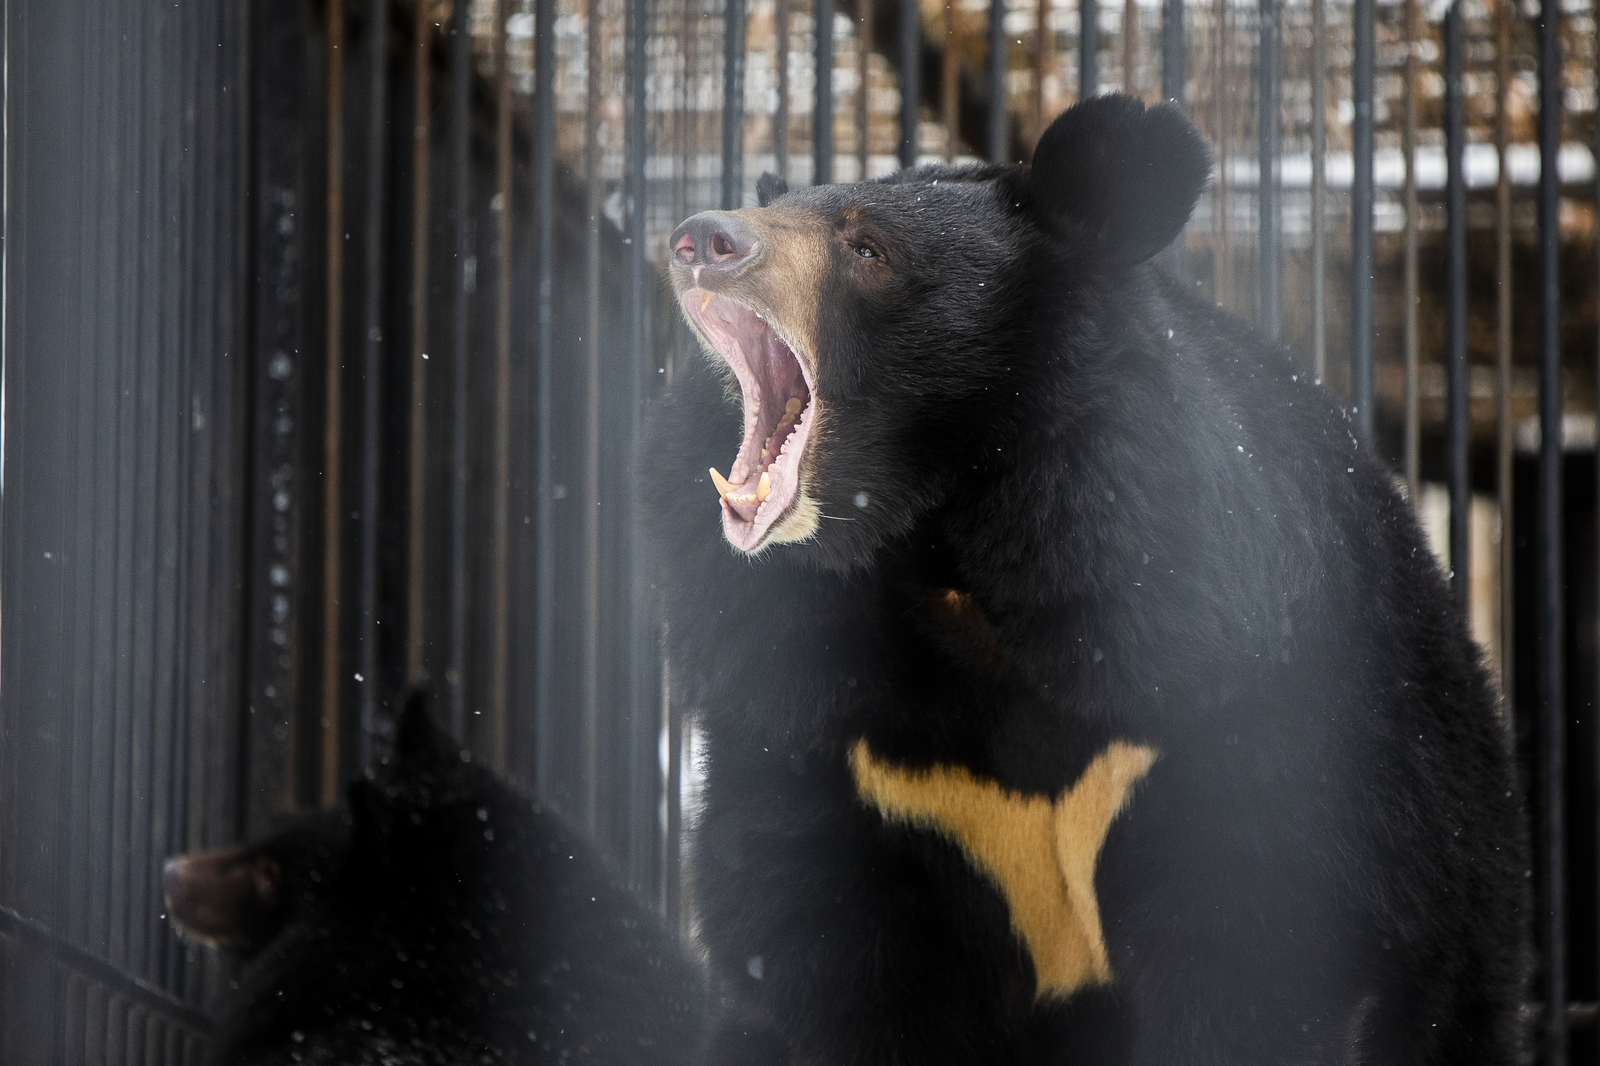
[849,739,1157,1001]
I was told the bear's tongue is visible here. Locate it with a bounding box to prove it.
[713,327,810,520]
[686,290,816,549]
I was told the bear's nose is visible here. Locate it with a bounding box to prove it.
[670,211,760,271]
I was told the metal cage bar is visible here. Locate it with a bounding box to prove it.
[533,0,559,795]
[1444,0,1468,610]
[1350,0,1374,444]
[1081,0,1098,97]
[1257,0,1279,340]
[723,0,747,205]
[447,0,472,740]
[816,0,835,182]
[989,0,1006,162]
[1402,0,1419,501]
[321,0,349,804]
[1536,0,1567,1054]
[356,0,391,769]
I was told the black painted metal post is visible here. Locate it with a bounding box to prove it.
[1161,0,1181,102]
[1081,0,1098,97]
[777,0,791,179]
[406,2,432,688]
[448,0,472,741]
[358,0,391,769]
[1350,0,1373,443]
[817,0,835,182]
[489,0,514,769]
[1537,0,1566,1054]
[582,0,604,828]
[900,0,919,167]
[321,0,347,805]
[1402,0,1419,499]
[1444,0,1468,609]
[626,0,657,894]
[533,0,558,794]
[1310,0,1325,381]
[1257,0,1278,340]
[859,0,873,177]
[989,0,1007,162]
[1162,0,1183,275]
[1495,0,1512,696]
[724,0,747,206]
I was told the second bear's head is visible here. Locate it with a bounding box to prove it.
[669,94,1210,569]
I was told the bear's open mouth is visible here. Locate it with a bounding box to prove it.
[682,288,816,552]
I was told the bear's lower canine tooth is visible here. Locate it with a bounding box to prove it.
[710,467,736,498]
[757,472,771,502]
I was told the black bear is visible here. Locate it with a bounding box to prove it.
[163,695,708,1065]
[645,94,1527,1065]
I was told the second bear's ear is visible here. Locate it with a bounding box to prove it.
[392,688,451,771]
[756,171,789,207]
[1028,94,1210,270]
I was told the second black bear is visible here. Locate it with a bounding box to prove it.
[647,95,1527,1064]
[163,695,708,1065]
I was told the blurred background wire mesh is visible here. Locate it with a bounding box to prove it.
[1,0,1598,1060]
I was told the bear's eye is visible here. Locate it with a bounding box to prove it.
[853,243,879,260]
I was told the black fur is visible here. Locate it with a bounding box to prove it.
[644,95,1527,1065]
[198,695,709,1066]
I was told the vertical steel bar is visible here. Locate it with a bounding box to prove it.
[1495,0,1512,697]
[1123,0,1136,94]
[448,0,471,741]
[1212,0,1229,308]
[1536,0,1566,1051]
[1403,0,1419,500]
[859,0,872,177]
[1351,0,1374,443]
[943,3,959,161]
[1033,0,1048,140]
[778,0,791,178]
[407,0,433,687]
[724,0,747,205]
[1080,0,1097,97]
[321,0,347,804]
[358,0,391,770]
[626,0,654,891]
[534,0,558,794]
[1162,0,1183,274]
[1310,0,1325,381]
[682,0,698,222]
[1445,0,1468,610]
[989,0,1007,162]
[1161,0,1181,104]
[902,0,920,166]
[490,0,514,771]
[817,0,835,181]
[1257,0,1278,340]
[583,0,605,831]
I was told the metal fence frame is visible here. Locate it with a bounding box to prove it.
[0,0,1595,1060]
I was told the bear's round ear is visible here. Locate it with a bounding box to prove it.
[1028,94,1210,270]
[392,688,451,772]
[756,171,789,207]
